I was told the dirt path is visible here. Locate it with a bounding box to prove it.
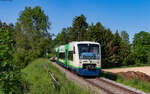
[103,66,150,76]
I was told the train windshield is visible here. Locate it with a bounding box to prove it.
[78,44,100,59]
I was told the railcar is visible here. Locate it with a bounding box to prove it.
[56,41,101,76]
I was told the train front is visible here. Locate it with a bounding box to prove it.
[76,42,101,76]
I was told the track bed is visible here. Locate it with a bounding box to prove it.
[50,60,146,94]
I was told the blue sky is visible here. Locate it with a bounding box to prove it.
[0,0,150,42]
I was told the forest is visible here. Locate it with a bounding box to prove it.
[52,14,150,68]
[0,6,150,93]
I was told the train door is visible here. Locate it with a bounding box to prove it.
[65,50,68,67]
[65,44,69,68]
[56,48,59,62]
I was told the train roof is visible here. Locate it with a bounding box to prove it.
[55,41,100,52]
[69,41,100,45]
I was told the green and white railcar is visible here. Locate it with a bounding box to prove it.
[56,41,101,76]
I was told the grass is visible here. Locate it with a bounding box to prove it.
[116,77,150,93]
[100,71,150,93]
[0,85,2,94]
[22,58,94,94]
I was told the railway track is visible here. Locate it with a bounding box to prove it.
[84,77,146,94]
[50,58,146,94]
[84,78,113,94]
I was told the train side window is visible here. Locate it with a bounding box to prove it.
[59,52,65,59]
[69,51,73,61]
[73,46,75,54]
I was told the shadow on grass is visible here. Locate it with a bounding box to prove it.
[100,71,118,81]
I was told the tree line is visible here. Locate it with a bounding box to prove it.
[0,6,150,93]
[53,14,150,68]
[0,6,51,93]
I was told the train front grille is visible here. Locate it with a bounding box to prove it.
[83,64,96,70]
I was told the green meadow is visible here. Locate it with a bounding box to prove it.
[22,58,94,94]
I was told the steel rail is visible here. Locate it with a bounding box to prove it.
[84,78,114,94]
[50,58,146,94]
[95,78,138,94]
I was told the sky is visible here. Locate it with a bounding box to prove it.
[0,0,150,42]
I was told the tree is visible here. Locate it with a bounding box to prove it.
[110,31,122,66]
[133,31,150,64]
[119,31,133,65]
[13,6,51,67]
[70,14,88,41]
[53,14,136,68]
[0,25,26,94]
[121,31,129,44]
[52,27,72,47]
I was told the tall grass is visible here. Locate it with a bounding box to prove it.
[22,58,94,94]
[0,85,2,94]
[116,77,150,93]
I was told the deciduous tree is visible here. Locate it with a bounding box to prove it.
[13,6,51,67]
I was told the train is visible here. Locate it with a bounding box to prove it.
[55,41,101,76]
